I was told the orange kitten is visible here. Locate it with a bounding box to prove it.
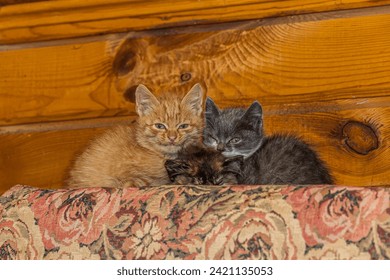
[68,84,204,188]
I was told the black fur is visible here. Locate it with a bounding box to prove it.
[165,145,243,185]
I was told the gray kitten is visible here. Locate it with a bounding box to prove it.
[203,98,333,185]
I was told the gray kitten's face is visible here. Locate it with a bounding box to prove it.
[203,98,264,158]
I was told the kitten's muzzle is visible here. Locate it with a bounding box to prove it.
[168,135,178,144]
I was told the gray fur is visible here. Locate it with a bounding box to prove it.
[203,98,333,185]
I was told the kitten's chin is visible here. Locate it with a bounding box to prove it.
[157,143,181,156]
[138,138,181,157]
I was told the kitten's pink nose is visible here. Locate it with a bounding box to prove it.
[168,135,177,142]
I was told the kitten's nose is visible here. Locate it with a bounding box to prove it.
[217,143,225,151]
[167,131,177,142]
[168,135,177,142]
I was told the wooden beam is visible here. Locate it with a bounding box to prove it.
[1,0,390,44]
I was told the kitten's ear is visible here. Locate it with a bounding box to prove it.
[223,156,244,175]
[205,97,220,117]
[135,84,160,116]
[245,101,262,117]
[181,83,204,116]
[165,159,191,181]
[242,101,263,126]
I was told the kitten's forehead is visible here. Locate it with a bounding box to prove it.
[151,94,192,123]
[161,97,182,118]
[210,108,246,135]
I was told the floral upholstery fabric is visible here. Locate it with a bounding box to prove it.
[0,184,389,260]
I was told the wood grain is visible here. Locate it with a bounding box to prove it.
[1,0,390,44]
[1,96,389,194]
[1,10,390,126]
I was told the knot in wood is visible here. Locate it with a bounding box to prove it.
[113,42,137,76]
[342,121,378,155]
[180,72,192,82]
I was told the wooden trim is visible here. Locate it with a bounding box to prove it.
[2,0,390,44]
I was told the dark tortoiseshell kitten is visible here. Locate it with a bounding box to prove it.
[165,145,243,185]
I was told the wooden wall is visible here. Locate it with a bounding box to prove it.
[1,0,390,193]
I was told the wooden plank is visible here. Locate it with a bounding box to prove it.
[0,38,139,125]
[1,97,389,194]
[1,10,390,126]
[1,0,390,44]
[0,116,134,194]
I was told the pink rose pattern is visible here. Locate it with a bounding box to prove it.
[0,184,389,260]
[282,186,390,258]
[30,188,121,250]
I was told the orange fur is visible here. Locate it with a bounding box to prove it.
[68,84,204,188]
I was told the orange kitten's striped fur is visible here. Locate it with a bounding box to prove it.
[68,84,204,188]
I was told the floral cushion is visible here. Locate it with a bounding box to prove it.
[0,184,389,260]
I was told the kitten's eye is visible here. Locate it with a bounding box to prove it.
[208,136,218,145]
[154,123,166,130]
[178,123,189,129]
[228,137,241,144]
